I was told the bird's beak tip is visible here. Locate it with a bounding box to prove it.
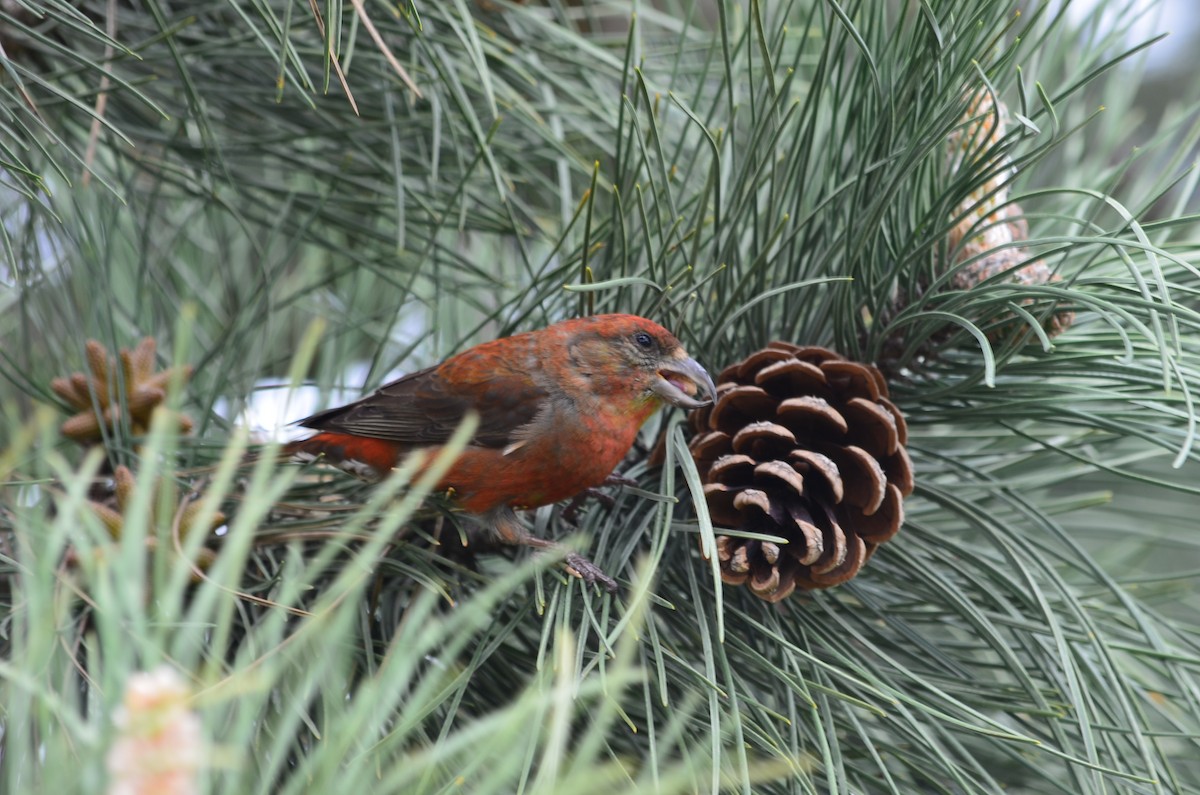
[654,356,717,410]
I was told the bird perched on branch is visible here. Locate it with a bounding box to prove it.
[286,313,716,590]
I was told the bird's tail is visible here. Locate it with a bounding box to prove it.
[281,432,400,481]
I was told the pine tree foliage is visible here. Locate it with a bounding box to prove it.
[3,1,1200,792]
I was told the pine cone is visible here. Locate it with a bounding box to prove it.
[878,91,1074,372]
[689,344,914,601]
[946,91,1074,342]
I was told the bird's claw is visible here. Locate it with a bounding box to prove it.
[564,553,618,592]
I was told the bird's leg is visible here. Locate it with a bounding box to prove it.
[491,507,618,592]
[560,474,640,526]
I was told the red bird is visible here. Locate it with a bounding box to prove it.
[287,314,716,589]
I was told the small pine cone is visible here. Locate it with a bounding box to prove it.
[951,202,1075,343]
[878,92,1074,372]
[689,344,914,601]
[946,92,1074,342]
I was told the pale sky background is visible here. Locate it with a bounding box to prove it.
[1067,0,1195,75]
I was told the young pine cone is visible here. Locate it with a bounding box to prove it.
[945,90,1074,343]
[689,343,914,601]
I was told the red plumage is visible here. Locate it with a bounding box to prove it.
[287,314,716,589]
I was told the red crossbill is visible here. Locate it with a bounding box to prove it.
[287,314,716,590]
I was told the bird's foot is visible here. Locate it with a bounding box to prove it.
[490,506,618,592]
[563,552,618,592]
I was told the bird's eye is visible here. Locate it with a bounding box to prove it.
[633,331,654,349]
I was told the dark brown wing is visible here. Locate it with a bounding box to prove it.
[295,353,547,449]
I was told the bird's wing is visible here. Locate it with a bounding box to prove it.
[295,351,547,449]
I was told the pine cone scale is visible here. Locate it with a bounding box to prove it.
[883,446,915,499]
[786,512,825,565]
[777,397,848,436]
[755,358,829,397]
[844,397,899,456]
[819,444,887,514]
[809,534,866,586]
[853,484,904,543]
[789,450,844,502]
[754,460,805,494]
[731,422,796,458]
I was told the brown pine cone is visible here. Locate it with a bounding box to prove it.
[689,344,914,601]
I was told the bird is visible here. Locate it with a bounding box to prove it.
[286,313,717,590]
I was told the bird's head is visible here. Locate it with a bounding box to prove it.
[565,314,717,411]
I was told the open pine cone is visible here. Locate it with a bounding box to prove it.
[689,343,914,601]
